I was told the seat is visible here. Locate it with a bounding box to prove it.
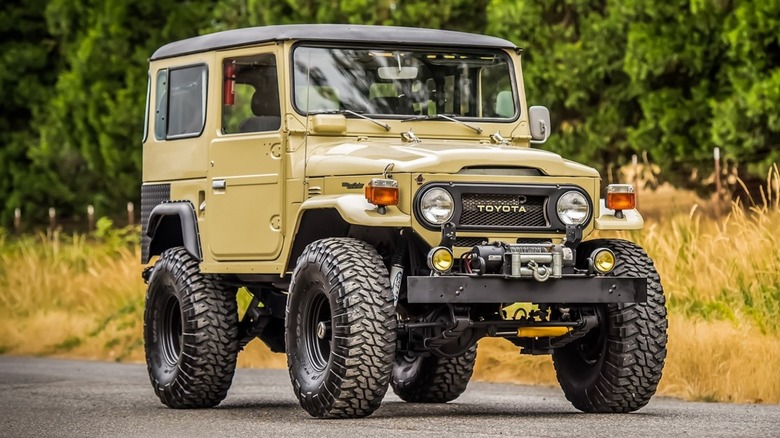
[495,90,515,118]
[239,82,281,133]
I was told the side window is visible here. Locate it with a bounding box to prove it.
[154,65,208,140]
[222,54,280,134]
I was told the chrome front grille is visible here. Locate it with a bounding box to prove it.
[453,237,489,247]
[459,193,547,228]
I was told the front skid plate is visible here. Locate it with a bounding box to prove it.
[406,276,647,304]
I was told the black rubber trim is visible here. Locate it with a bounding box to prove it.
[406,275,646,304]
[144,201,202,263]
[413,183,593,233]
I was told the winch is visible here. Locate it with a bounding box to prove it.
[466,243,574,281]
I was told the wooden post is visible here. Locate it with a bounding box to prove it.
[127,202,135,226]
[14,208,21,234]
[48,207,56,231]
[714,147,721,219]
[87,205,95,232]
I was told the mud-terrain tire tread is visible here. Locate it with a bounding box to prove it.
[553,239,667,413]
[144,247,239,409]
[286,238,397,418]
[392,345,477,403]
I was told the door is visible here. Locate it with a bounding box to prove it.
[207,51,284,261]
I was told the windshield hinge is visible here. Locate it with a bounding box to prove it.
[400,130,421,143]
[489,132,509,145]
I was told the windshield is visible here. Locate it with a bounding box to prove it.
[292,45,517,119]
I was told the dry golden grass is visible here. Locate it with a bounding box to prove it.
[0,166,778,404]
[0,224,145,362]
[620,168,780,334]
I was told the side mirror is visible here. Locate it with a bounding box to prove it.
[529,106,551,144]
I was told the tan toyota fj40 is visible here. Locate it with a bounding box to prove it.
[141,24,667,418]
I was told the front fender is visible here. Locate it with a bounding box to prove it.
[594,200,644,230]
[298,194,411,227]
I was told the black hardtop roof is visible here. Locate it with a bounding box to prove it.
[150,24,518,61]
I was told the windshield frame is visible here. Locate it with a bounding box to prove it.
[289,42,520,123]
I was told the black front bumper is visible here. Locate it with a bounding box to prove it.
[406,275,647,304]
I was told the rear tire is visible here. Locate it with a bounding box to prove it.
[391,345,477,403]
[144,247,239,409]
[286,238,397,418]
[552,239,667,413]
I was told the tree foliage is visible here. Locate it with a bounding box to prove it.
[0,0,778,225]
[0,0,59,223]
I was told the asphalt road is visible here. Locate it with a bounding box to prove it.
[1,356,778,437]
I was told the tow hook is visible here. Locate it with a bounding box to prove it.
[527,260,551,282]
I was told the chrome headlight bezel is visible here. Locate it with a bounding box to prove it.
[418,187,455,226]
[556,190,591,226]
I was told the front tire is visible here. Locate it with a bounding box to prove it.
[286,238,397,418]
[144,247,239,408]
[391,345,477,403]
[552,239,668,413]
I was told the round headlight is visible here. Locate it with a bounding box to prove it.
[420,188,454,225]
[556,191,590,225]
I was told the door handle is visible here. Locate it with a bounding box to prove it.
[212,179,226,190]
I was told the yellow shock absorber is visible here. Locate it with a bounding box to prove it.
[517,326,572,338]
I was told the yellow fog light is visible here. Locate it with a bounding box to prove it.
[427,247,454,272]
[591,248,616,274]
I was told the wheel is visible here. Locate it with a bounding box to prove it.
[286,238,397,418]
[552,239,668,413]
[391,345,477,403]
[144,247,239,408]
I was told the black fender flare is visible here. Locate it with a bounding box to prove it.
[142,201,201,264]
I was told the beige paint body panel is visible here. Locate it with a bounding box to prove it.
[167,179,207,215]
[143,52,214,182]
[304,140,599,178]
[298,195,411,227]
[595,200,645,230]
[207,134,284,260]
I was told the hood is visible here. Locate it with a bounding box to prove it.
[305,140,599,178]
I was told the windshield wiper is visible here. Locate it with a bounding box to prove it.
[309,109,390,131]
[402,113,483,134]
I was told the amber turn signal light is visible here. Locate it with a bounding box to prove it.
[365,178,399,206]
[606,184,635,211]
